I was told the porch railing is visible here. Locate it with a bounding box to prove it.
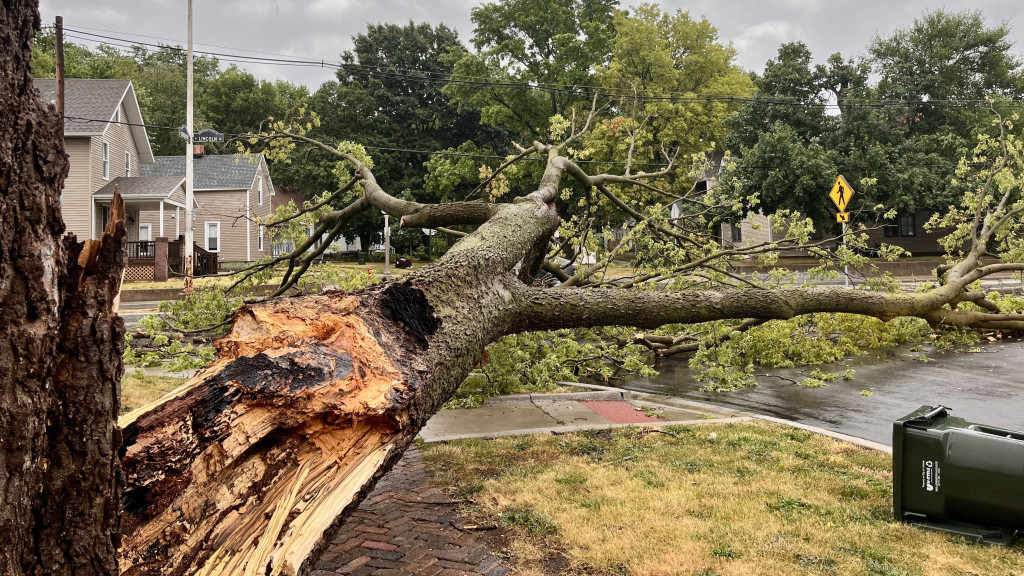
[125,241,155,259]
[131,240,218,277]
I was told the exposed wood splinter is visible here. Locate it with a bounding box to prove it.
[118,292,421,576]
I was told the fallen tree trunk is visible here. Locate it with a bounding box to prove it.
[116,135,1024,576]
[118,291,421,576]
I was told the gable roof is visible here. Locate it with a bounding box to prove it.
[93,176,185,200]
[34,78,155,163]
[141,155,265,191]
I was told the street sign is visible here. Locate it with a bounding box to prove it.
[829,175,854,211]
[836,212,850,223]
[194,128,225,143]
[178,126,225,143]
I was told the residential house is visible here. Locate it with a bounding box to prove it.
[139,150,274,264]
[34,78,165,243]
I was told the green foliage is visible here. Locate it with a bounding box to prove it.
[446,328,657,408]
[693,314,932,391]
[799,369,839,388]
[710,544,743,559]
[927,111,1024,260]
[725,10,1023,225]
[445,0,618,138]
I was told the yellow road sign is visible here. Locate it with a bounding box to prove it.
[829,175,855,211]
[836,212,850,223]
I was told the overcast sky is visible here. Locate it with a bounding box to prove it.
[38,0,1024,90]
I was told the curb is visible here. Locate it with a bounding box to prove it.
[486,390,630,403]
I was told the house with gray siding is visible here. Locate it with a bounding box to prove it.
[139,151,274,263]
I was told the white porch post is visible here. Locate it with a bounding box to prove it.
[176,206,180,237]
[159,201,164,237]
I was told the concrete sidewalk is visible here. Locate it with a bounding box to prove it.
[417,382,892,453]
[419,384,750,442]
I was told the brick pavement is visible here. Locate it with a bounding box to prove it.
[312,446,511,576]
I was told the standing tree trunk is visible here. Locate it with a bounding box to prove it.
[0,2,125,574]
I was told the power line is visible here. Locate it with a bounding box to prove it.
[62,114,976,175]
[60,27,1024,111]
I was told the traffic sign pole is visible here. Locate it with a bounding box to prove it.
[843,221,849,287]
[829,176,856,289]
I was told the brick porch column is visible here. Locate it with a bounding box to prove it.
[154,237,169,282]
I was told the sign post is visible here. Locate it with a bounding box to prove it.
[829,175,855,288]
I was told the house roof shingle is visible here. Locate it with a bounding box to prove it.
[140,155,263,191]
[33,78,155,163]
[35,78,128,134]
[93,176,185,199]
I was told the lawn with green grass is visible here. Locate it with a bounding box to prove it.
[422,421,1024,576]
[121,371,189,414]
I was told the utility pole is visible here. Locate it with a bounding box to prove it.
[383,213,391,275]
[55,16,64,118]
[184,0,195,294]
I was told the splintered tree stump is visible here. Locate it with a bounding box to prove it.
[118,291,433,576]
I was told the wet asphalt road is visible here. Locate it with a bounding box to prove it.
[619,337,1024,446]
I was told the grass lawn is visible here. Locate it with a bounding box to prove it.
[121,371,189,414]
[422,421,1024,576]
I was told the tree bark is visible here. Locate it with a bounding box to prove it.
[1,2,125,574]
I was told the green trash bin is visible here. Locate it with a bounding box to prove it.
[893,405,1024,545]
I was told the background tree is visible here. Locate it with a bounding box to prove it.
[869,8,1024,210]
[202,65,308,148]
[295,21,495,251]
[725,10,1024,223]
[444,0,618,139]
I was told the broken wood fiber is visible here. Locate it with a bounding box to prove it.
[118,294,419,576]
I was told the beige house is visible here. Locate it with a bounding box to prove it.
[36,78,277,283]
[34,78,164,242]
[139,152,274,264]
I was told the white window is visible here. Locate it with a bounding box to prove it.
[258,175,264,205]
[258,224,264,251]
[206,221,220,252]
[102,142,109,179]
[125,151,131,177]
[138,223,152,256]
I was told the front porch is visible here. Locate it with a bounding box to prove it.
[124,239,219,283]
[93,177,212,283]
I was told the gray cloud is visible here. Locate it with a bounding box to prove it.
[39,0,1023,88]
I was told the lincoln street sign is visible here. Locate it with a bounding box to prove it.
[178,126,225,143]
